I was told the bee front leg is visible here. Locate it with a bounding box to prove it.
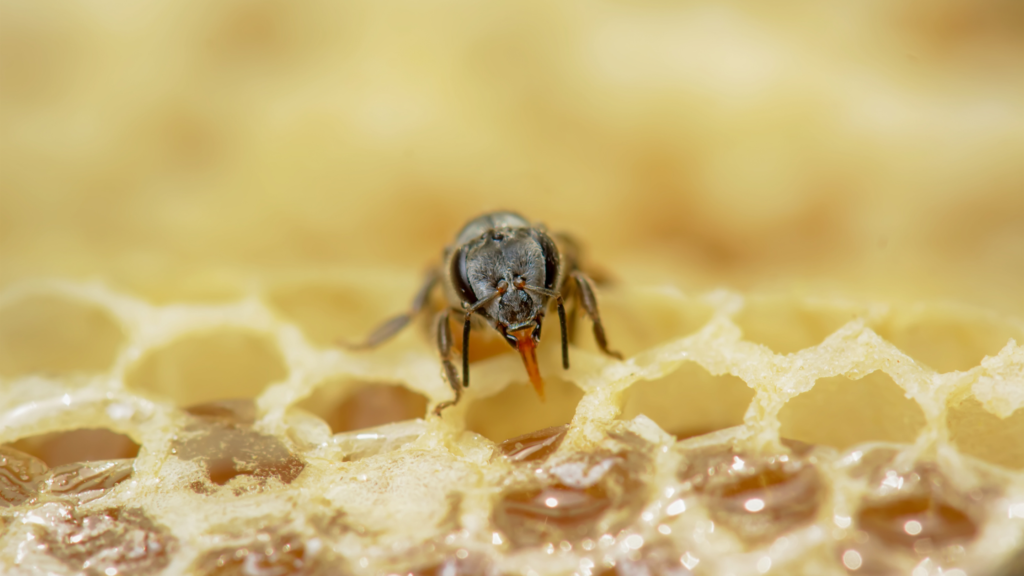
[343,270,438,350]
[432,309,464,416]
[571,271,623,360]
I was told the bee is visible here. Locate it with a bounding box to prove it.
[349,211,621,415]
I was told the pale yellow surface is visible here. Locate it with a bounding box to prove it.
[2,1,1024,575]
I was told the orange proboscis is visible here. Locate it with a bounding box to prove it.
[511,327,545,401]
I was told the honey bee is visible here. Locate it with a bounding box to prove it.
[349,211,621,414]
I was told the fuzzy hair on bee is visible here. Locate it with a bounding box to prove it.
[347,210,621,415]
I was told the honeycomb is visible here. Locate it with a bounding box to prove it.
[2,0,1023,574]
[0,277,1022,576]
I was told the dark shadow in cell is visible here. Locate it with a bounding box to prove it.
[467,377,582,443]
[175,399,304,489]
[778,371,926,450]
[947,397,1024,470]
[874,312,1023,373]
[0,294,124,379]
[621,362,753,441]
[734,297,860,355]
[125,330,287,406]
[9,429,139,468]
[297,380,427,434]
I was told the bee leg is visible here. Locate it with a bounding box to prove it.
[432,309,464,416]
[571,270,623,360]
[342,270,437,350]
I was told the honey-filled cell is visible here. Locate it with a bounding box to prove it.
[125,330,287,406]
[621,362,753,440]
[9,429,140,468]
[297,380,428,433]
[778,371,925,450]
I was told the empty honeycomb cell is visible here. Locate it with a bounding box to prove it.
[268,281,422,347]
[466,377,583,443]
[125,330,287,406]
[778,371,926,450]
[296,380,428,434]
[621,363,754,440]
[947,397,1024,470]
[0,294,124,379]
[734,297,860,355]
[9,429,140,468]
[589,289,714,356]
[874,313,1024,373]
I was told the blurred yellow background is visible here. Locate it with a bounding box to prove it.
[2,0,1022,315]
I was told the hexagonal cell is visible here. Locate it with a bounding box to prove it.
[0,293,124,378]
[467,378,583,443]
[621,362,754,440]
[125,330,287,406]
[779,371,926,450]
[874,311,1023,373]
[267,279,425,347]
[9,429,140,467]
[734,297,861,355]
[297,380,428,433]
[947,397,1024,470]
[581,288,714,357]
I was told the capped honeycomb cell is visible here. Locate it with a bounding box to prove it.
[778,371,927,449]
[35,505,177,576]
[192,528,344,576]
[0,294,124,379]
[621,363,753,440]
[0,446,48,507]
[125,330,287,406]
